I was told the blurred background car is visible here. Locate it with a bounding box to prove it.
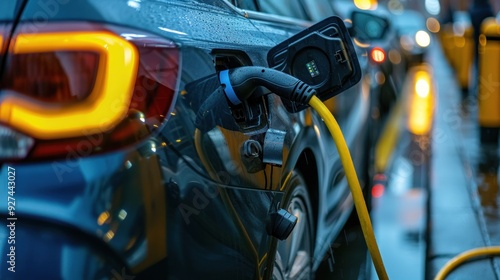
[330,0,409,117]
[393,9,432,68]
[0,0,386,279]
[351,8,404,117]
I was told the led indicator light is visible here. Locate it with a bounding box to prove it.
[306,60,320,77]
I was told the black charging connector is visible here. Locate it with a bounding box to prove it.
[219,66,317,106]
[267,16,361,112]
[194,15,360,130]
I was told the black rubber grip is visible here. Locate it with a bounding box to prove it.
[224,66,317,105]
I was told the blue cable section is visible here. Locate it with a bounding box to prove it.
[219,70,241,105]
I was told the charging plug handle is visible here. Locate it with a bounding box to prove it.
[219,66,317,105]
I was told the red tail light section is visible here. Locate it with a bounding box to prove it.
[4,51,99,103]
[130,38,179,127]
[0,23,180,160]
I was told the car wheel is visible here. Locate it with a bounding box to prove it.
[273,171,314,280]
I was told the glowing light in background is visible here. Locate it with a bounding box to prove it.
[118,209,128,220]
[415,30,431,47]
[426,17,441,33]
[375,71,386,85]
[389,49,402,64]
[415,77,430,98]
[388,0,404,13]
[371,47,386,63]
[104,230,115,241]
[409,70,434,135]
[353,37,371,48]
[372,184,385,198]
[425,0,441,16]
[479,34,487,46]
[97,211,110,226]
[354,0,378,10]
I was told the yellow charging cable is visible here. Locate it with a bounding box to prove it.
[434,246,500,280]
[308,95,389,280]
[310,94,500,280]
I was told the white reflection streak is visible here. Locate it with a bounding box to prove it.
[121,33,147,40]
[158,27,187,36]
[127,0,141,10]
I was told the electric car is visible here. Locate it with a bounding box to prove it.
[0,0,383,279]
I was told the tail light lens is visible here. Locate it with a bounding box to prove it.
[0,23,180,160]
[5,51,99,103]
[370,47,386,64]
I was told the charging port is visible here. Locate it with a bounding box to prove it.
[229,97,268,132]
[213,50,269,133]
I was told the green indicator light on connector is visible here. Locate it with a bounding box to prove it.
[306,60,320,77]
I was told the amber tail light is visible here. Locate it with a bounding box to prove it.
[0,23,180,161]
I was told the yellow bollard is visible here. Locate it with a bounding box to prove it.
[478,17,500,144]
[454,25,474,91]
[439,23,456,68]
[439,13,474,94]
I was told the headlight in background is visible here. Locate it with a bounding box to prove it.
[415,30,431,48]
[400,30,431,52]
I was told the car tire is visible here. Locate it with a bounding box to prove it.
[273,171,314,280]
